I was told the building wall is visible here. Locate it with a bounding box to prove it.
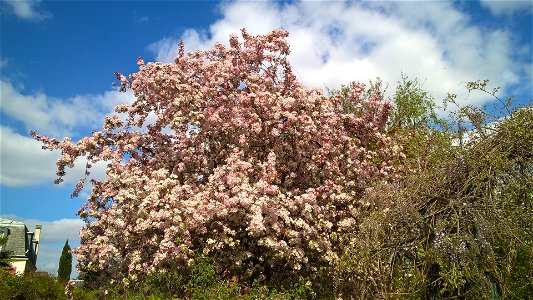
[0,218,41,275]
[10,259,28,275]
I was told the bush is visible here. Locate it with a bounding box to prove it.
[0,270,24,299]
[0,271,66,300]
[331,84,532,299]
[68,255,320,299]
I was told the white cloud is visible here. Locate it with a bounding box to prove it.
[0,80,130,187]
[0,126,59,186]
[479,0,533,16]
[0,214,83,277]
[0,80,135,138]
[149,0,532,110]
[0,125,109,187]
[2,0,51,21]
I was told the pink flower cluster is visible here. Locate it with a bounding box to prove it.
[33,29,404,284]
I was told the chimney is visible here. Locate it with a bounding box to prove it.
[34,225,42,258]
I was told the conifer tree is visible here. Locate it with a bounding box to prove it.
[57,239,72,283]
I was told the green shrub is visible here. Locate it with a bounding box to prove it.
[70,287,99,300]
[0,270,24,299]
[69,256,322,299]
[0,271,66,300]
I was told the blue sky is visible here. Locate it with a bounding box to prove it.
[1,0,532,277]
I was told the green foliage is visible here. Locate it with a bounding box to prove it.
[134,267,185,297]
[0,270,66,300]
[390,74,452,175]
[391,74,445,130]
[57,240,72,284]
[0,236,13,269]
[332,80,532,299]
[186,256,219,293]
[0,270,24,299]
[69,255,320,299]
[70,287,99,300]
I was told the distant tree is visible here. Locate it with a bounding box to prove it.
[57,240,72,283]
[391,74,443,130]
[0,236,13,270]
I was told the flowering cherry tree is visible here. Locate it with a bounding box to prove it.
[33,29,403,285]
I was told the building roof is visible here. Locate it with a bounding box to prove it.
[0,218,31,257]
[0,218,26,226]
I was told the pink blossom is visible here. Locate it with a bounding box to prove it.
[32,28,404,286]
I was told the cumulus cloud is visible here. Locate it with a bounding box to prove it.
[2,0,51,21]
[0,126,109,187]
[148,0,532,109]
[0,80,135,138]
[0,214,83,277]
[0,80,132,187]
[479,0,533,16]
[0,126,59,186]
